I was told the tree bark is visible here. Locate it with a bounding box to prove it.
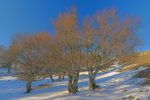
[89,76,96,90]
[68,71,79,94]
[50,74,54,82]
[58,75,61,81]
[68,74,73,93]
[7,67,11,73]
[62,74,65,80]
[7,63,12,73]
[88,68,97,90]
[26,80,32,93]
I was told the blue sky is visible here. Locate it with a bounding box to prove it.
[0,0,150,51]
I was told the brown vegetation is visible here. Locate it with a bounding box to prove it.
[120,51,150,71]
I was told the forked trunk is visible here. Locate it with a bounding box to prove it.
[89,76,96,90]
[68,71,79,94]
[88,69,98,90]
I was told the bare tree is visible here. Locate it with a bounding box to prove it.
[81,8,140,90]
[0,45,6,68]
[11,33,52,93]
[7,7,140,94]
[53,9,84,94]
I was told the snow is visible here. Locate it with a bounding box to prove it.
[0,67,150,100]
[0,76,16,81]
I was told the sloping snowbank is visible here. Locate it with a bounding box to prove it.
[0,67,150,100]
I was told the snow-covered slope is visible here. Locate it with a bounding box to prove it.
[0,67,150,100]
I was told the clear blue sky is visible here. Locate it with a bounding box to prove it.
[0,0,150,51]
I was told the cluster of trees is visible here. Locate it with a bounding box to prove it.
[0,8,140,94]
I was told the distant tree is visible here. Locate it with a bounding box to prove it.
[0,45,6,67]
[3,47,18,73]
[12,33,52,93]
[0,44,18,73]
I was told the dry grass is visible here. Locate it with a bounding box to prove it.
[33,83,54,90]
[120,51,150,71]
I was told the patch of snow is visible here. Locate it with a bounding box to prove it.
[0,67,150,100]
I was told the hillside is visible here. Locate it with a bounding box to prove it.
[121,51,150,71]
[0,67,149,100]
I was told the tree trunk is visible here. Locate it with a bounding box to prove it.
[58,75,61,81]
[26,80,32,93]
[7,67,11,73]
[73,72,79,92]
[68,71,79,94]
[50,74,54,82]
[88,67,98,91]
[68,74,73,94]
[62,72,66,80]
[89,76,96,90]
[62,75,65,80]
[7,63,12,73]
